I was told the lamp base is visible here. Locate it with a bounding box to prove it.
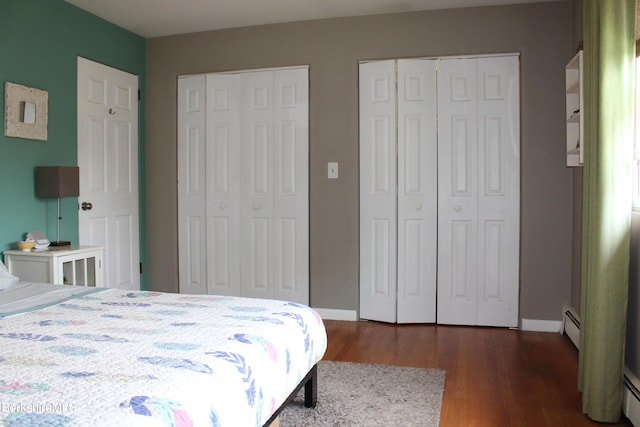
[50,241,71,247]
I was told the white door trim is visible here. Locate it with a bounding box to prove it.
[179,65,310,79]
[359,52,521,65]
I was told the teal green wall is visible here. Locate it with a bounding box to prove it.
[0,0,147,288]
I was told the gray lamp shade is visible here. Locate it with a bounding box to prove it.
[35,166,80,198]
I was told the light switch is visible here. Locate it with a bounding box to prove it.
[20,101,36,124]
[328,162,339,179]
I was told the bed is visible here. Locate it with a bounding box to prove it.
[0,277,327,426]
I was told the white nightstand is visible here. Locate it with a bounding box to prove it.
[3,245,104,287]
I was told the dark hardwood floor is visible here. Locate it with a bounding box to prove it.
[322,319,633,426]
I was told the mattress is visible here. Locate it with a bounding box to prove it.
[0,283,327,426]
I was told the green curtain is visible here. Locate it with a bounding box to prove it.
[579,0,636,422]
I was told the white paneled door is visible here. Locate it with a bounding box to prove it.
[177,74,210,295]
[435,58,479,325]
[205,74,241,297]
[396,59,439,323]
[359,60,398,323]
[77,57,140,290]
[437,56,520,327]
[359,55,519,327]
[359,59,438,323]
[178,67,309,305]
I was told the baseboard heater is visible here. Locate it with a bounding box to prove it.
[562,307,640,426]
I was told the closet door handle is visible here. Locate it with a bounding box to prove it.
[253,202,260,210]
[454,205,462,212]
[415,203,422,211]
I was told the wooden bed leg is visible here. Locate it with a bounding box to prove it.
[304,364,318,408]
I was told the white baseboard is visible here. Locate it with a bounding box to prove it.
[316,312,569,329]
[521,318,563,332]
[562,307,640,426]
[313,308,358,321]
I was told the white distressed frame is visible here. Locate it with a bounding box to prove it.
[4,82,48,141]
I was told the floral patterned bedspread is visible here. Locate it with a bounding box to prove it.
[0,285,327,427]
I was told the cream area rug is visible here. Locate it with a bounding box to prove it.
[279,361,446,427]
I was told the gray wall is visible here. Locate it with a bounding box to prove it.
[570,0,583,311]
[145,1,575,321]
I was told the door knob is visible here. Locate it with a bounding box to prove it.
[81,202,93,211]
[454,205,462,212]
[416,203,422,211]
[253,202,260,210]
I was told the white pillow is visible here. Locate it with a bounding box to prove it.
[0,259,19,290]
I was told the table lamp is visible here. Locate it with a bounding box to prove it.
[35,166,79,247]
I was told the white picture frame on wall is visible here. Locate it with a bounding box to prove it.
[4,82,48,141]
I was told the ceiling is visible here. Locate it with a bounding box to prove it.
[64,0,562,38]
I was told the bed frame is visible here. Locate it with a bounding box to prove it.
[262,364,318,427]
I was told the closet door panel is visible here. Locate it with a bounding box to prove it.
[178,75,207,294]
[179,68,309,305]
[397,59,437,323]
[273,68,309,303]
[358,55,519,326]
[205,74,241,296]
[240,71,275,300]
[437,58,479,325]
[476,56,520,327]
[359,60,398,323]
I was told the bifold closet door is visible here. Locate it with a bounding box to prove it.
[205,74,241,297]
[239,69,309,303]
[178,74,242,297]
[359,60,397,323]
[436,56,520,327]
[396,59,438,323]
[178,75,208,295]
[178,68,309,305]
[359,59,437,323]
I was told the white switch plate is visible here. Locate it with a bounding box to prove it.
[328,162,338,179]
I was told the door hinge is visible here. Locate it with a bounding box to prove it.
[138,89,141,101]
[139,262,143,274]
